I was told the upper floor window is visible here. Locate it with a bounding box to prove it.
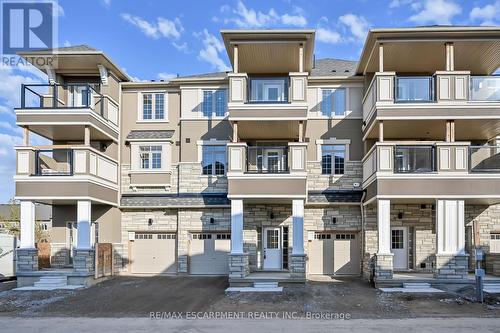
[202,145,226,175]
[321,145,345,175]
[249,77,288,103]
[321,89,346,116]
[142,93,166,120]
[140,146,162,169]
[202,90,227,117]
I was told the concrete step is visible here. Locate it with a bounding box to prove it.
[226,286,283,293]
[403,283,431,289]
[33,275,68,288]
[254,282,279,288]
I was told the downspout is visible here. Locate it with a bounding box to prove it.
[359,190,366,277]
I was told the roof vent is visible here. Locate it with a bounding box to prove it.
[159,79,165,82]
[344,69,350,73]
[332,69,336,73]
[150,79,155,82]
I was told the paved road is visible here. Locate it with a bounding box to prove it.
[1,317,500,333]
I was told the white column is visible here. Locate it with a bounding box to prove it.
[20,201,36,249]
[84,125,90,146]
[76,200,92,250]
[23,127,30,146]
[233,45,239,74]
[230,199,243,254]
[299,44,304,72]
[379,43,384,72]
[436,199,465,254]
[292,199,304,255]
[377,199,391,254]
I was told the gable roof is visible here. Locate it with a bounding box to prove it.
[310,58,358,77]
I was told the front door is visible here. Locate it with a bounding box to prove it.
[263,227,281,270]
[391,227,408,270]
[264,149,283,173]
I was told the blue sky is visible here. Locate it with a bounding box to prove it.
[0,0,499,203]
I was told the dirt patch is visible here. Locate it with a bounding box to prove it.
[1,276,500,319]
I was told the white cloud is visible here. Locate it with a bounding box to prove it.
[195,29,231,72]
[102,0,112,8]
[316,28,342,44]
[389,0,413,8]
[172,41,189,53]
[158,73,177,81]
[409,0,462,25]
[223,1,307,28]
[63,40,71,47]
[339,14,370,43]
[470,1,500,25]
[0,65,44,109]
[121,13,184,40]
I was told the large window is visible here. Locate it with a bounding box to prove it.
[202,90,227,117]
[142,93,166,120]
[140,146,162,170]
[321,145,345,175]
[321,89,346,116]
[395,77,434,102]
[202,145,226,175]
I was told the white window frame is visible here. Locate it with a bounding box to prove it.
[137,91,168,122]
[321,88,347,117]
[196,140,228,176]
[130,141,171,172]
[139,145,163,170]
[201,89,227,118]
[316,139,350,176]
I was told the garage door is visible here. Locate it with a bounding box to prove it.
[132,233,177,274]
[189,233,230,275]
[308,232,360,275]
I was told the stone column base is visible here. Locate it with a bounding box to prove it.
[434,254,469,279]
[177,255,188,274]
[290,254,306,278]
[229,253,249,278]
[375,253,394,280]
[16,248,38,272]
[73,249,95,274]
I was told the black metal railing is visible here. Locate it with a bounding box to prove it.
[35,149,73,176]
[246,146,289,173]
[395,76,435,103]
[469,145,500,173]
[20,83,103,116]
[394,145,436,173]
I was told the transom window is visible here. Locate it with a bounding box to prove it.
[142,93,166,120]
[321,145,345,175]
[321,89,346,116]
[202,90,227,117]
[140,146,162,169]
[202,145,226,175]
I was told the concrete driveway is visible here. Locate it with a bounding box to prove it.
[0,276,499,319]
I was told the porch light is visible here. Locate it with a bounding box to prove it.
[397,212,403,219]
[332,217,337,224]
[210,217,215,224]
[270,213,275,220]
[148,218,153,226]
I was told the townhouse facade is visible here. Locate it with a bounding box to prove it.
[12,26,500,287]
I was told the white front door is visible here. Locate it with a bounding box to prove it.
[391,227,408,270]
[264,149,283,173]
[263,227,281,270]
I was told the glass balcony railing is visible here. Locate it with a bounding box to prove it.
[395,76,435,103]
[35,149,73,176]
[246,146,289,173]
[469,146,500,173]
[248,77,289,103]
[470,76,500,102]
[21,83,104,114]
[394,146,436,173]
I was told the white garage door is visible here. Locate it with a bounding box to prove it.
[189,233,230,275]
[308,232,360,275]
[132,233,177,274]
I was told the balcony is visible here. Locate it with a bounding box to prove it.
[16,83,119,142]
[15,146,118,205]
[362,73,500,141]
[227,142,307,200]
[362,142,500,202]
[228,73,308,140]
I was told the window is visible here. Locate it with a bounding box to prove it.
[140,146,162,170]
[491,233,500,253]
[321,89,346,116]
[391,230,404,249]
[202,90,227,117]
[202,145,226,175]
[142,93,166,120]
[249,78,288,102]
[321,145,345,175]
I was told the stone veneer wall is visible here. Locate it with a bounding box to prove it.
[178,163,227,193]
[307,161,363,191]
